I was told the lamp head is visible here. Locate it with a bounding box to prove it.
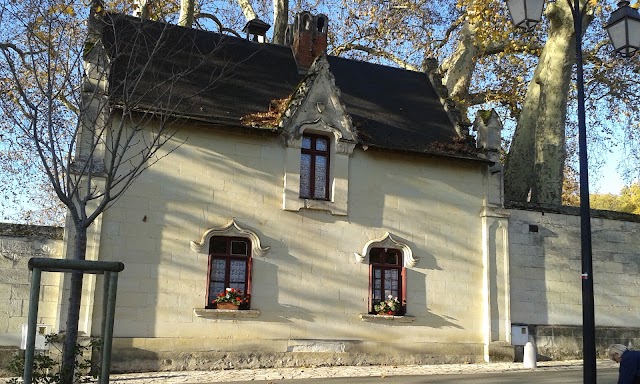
[506,0,546,31]
[606,1,640,57]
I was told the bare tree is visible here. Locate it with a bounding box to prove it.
[0,0,230,381]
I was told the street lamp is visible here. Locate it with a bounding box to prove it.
[606,1,640,57]
[506,1,640,384]
[506,0,545,30]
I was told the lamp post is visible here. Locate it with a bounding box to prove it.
[506,1,640,383]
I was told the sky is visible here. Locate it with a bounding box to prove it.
[594,160,624,194]
[593,149,627,194]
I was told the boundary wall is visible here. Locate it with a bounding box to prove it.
[507,202,640,359]
[0,224,63,375]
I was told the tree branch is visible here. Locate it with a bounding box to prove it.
[331,43,419,71]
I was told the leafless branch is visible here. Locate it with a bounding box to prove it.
[332,43,419,71]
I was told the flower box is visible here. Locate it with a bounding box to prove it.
[216,302,240,310]
[212,287,250,310]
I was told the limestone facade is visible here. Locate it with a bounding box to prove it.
[85,121,499,366]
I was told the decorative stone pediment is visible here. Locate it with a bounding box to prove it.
[354,232,418,267]
[280,54,356,149]
[190,219,270,257]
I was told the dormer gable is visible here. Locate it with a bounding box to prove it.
[280,54,356,216]
[280,54,356,147]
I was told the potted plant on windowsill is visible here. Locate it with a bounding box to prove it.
[213,287,250,310]
[374,295,401,316]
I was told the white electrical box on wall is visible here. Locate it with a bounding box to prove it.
[20,324,50,350]
[511,325,529,346]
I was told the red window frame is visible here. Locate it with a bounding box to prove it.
[368,248,406,315]
[206,236,252,309]
[300,134,330,200]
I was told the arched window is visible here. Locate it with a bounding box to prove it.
[369,247,405,315]
[355,232,417,315]
[206,236,252,309]
[190,220,270,310]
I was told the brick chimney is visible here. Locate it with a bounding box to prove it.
[287,12,328,73]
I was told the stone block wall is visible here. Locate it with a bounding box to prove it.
[90,122,492,368]
[507,203,640,358]
[0,224,64,347]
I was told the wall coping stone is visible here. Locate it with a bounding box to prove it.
[505,201,640,223]
[0,223,63,240]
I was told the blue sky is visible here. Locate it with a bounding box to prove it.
[593,151,626,194]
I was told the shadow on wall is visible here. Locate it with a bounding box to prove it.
[110,347,160,373]
[0,346,20,377]
[407,269,462,329]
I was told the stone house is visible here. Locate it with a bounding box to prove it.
[62,10,510,370]
[3,8,640,374]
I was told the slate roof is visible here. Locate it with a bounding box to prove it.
[100,13,482,160]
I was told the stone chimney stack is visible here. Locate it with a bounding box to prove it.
[287,12,328,73]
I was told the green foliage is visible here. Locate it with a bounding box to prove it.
[591,183,640,215]
[6,334,101,384]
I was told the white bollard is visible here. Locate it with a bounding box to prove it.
[523,341,537,368]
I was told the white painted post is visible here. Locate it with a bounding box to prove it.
[523,341,537,368]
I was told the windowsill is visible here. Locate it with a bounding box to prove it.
[359,314,416,323]
[194,308,261,319]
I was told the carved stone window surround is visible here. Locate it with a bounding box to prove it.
[354,232,418,267]
[283,119,355,216]
[190,219,270,257]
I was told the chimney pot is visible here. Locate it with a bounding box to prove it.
[290,12,328,72]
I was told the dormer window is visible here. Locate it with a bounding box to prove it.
[300,134,330,200]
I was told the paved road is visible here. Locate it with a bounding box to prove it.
[207,368,619,384]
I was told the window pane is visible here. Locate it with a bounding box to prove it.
[210,282,225,298]
[210,238,226,254]
[230,260,246,283]
[385,251,399,265]
[300,154,311,197]
[369,249,382,263]
[211,259,226,282]
[384,269,399,298]
[231,240,248,256]
[385,269,398,282]
[374,269,381,278]
[313,155,327,198]
[229,282,246,292]
[316,137,328,151]
[302,136,312,149]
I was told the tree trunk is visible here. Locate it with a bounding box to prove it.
[504,0,593,205]
[272,0,289,45]
[60,226,88,384]
[237,0,258,22]
[178,0,195,27]
[134,0,152,20]
[439,23,479,120]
